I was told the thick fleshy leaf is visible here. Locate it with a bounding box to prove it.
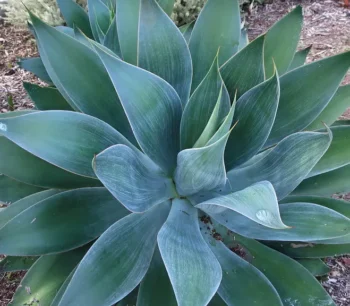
[296,259,330,277]
[209,203,350,242]
[0,137,101,189]
[115,0,140,65]
[264,6,303,77]
[0,110,37,118]
[225,71,280,170]
[103,16,121,56]
[267,52,350,146]
[94,44,182,175]
[0,189,60,229]
[267,242,350,258]
[30,14,135,142]
[228,131,332,199]
[189,0,241,91]
[203,236,283,306]
[0,175,44,204]
[55,25,75,37]
[231,235,335,306]
[308,126,350,178]
[181,56,230,149]
[288,46,312,71]
[220,35,265,99]
[23,82,73,111]
[57,0,93,38]
[238,28,249,51]
[157,0,174,15]
[175,132,230,196]
[0,256,38,272]
[18,57,52,83]
[0,111,133,178]
[88,0,111,42]
[292,164,350,197]
[332,120,350,127]
[137,247,177,306]
[51,268,76,306]
[10,247,87,306]
[180,21,195,43]
[158,199,222,306]
[138,0,192,106]
[306,85,350,131]
[197,181,288,230]
[0,188,129,256]
[94,145,176,212]
[59,203,170,306]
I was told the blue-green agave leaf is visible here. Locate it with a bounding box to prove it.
[157,0,175,15]
[296,258,330,277]
[103,15,121,56]
[158,199,222,306]
[238,28,249,51]
[288,46,312,72]
[18,57,52,83]
[0,256,38,273]
[88,0,111,42]
[59,203,170,306]
[180,21,195,43]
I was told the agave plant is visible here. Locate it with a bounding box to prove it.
[1,0,350,305]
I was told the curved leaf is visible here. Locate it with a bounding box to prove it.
[103,16,121,56]
[0,111,133,178]
[18,57,52,83]
[232,235,335,306]
[0,189,60,229]
[221,35,265,99]
[88,0,111,42]
[306,85,350,130]
[23,82,73,111]
[189,0,241,91]
[59,203,170,306]
[0,137,101,189]
[197,181,288,230]
[0,188,129,256]
[238,28,249,51]
[175,132,230,196]
[292,164,350,197]
[296,259,330,277]
[225,71,280,170]
[308,126,350,178]
[157,0,174,15]
[264,6,303,77]
[51,268,76,306]
[30,14,135,142]
[57,0,93,38]
[0,175,44,204]
[0,110,37,118]
[137,247,177,306]
[94,44,182,175]
[228,131,332,199]
[180,21,195,43]
[209,203,350,242]
[158,199,222,306]
[139,0,192,106]
[0,256,38,273]
[10,247,87,306]
[267,51,350,146]
[288,46,312,71]
[203,236,283,306]
[181,56,230,150]
[94,144,176,213]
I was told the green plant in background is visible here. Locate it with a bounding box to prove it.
[1,0,350,305]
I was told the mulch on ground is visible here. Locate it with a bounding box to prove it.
[1,0,350,305]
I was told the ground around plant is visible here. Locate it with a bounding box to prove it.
[0,0,350,305]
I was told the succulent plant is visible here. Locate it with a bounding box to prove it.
[2,0,350,305]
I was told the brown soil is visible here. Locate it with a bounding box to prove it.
[1,0,350,305]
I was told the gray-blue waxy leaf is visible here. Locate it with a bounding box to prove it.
[103,16,122,56]
[288,46,312,72]
[210,202,350,242]
[228,130,332,199]
[197,181,288,230]
[59,203,170,306]
[266,51,350,146]
[30,13,136,143]
[296,258,330,277]
[88,0,111,42]
[202,236,283,306]
[94,145,176,213]
[221,35,265,99]
[0,111,134,178]
[0,175,45,204]
[94,44,182,175]
[225,71,280,170]
[238,28,249,51]
[175,132,230,196]
[0,190,60,229]
[157,0,175,15]
[158,199,222,306]
[18,57,52,83]
[138,0,192,106]
[0,188,130,256]
[180,21,195,43]
[181,56,230,149]
[0,256,38,273]
[189,0,240,91]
